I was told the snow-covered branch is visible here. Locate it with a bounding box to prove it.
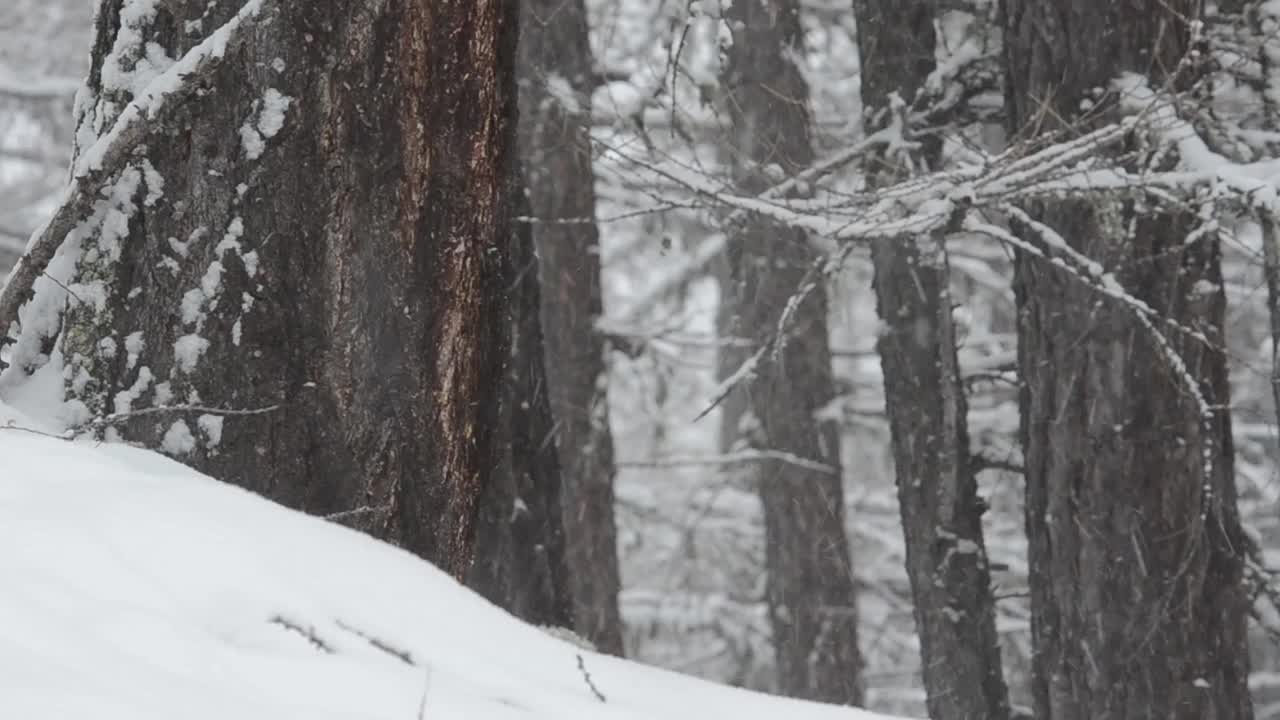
[0,0,268,338]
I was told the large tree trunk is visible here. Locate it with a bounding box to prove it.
[721,0,863,704]
[35,0,518,579]
[855,2,1011,718]
[1004,1,1254,718]
[519,0,625,655]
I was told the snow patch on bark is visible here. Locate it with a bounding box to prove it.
[112,366,154,415]
[125,331,145,370]
[240,88,292,160]
[173,335,210,374]
[161,418,196,455]
[197,414,224,448]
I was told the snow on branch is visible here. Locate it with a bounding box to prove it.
[606,77,1280,254]
[0,0,268,339]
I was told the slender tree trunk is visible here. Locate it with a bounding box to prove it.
[716,251,749,454]
[39,0,518,579]
[519,0,625,655]
[1255,1,1280,432]
[1004,1,1254,717]
[722,0,863,704]
[468,173,573,627]
[854,2,1011,718]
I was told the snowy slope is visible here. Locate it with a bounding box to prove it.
[0,415,900,720]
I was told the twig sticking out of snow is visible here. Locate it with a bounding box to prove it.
[417,666,433,720]
[576,654,607,703]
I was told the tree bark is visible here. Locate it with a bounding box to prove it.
[1254,1,1280,435]
[518,0,625,656]
[855,2,1011,718]
[41,0,519,579]
[1004,1,1254,718]
[468,173,573,627]
[722,0,863,704]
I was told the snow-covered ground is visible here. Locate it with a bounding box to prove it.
[0,404,899,720]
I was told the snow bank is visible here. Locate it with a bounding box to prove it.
[0,420,900,720]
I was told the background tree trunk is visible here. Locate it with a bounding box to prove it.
[721,0,863,704]
[1005,1,1254,717]
[855,2,1011,718]
[468,172,573,628]
[54,0,518,579]
[518,0,626,656]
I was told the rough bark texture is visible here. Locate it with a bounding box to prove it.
[856,2,1011,718]
[1004,1,1254,718]
[722,0,863,704]
[53,0,518,579]
[518,0,625,655]
[468,174,573,628]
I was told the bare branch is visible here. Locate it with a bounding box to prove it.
[618,449,838,476]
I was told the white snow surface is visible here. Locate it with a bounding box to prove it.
[0,409,899,720]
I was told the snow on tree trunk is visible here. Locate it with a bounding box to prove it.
[721,0,863,704]
[1005,1,1254,717]
[36,0,518,579]
[517,0,626,656]
[855,2,1011,718]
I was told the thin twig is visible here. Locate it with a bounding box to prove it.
[75,403,281,431]
[618,449,837,476]
[334,619,416,666]
[269,615,335,654]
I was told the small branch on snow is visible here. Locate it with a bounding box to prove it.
[334,619,416,666]
[269,615,335,654]
[576,654,607,703]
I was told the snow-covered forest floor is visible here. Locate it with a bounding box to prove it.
[0,400,901,720]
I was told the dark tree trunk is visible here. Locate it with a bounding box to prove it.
[855,2,1011,718]
[42,0,519,579]
[1004,1,1254,718]
[722,0,863,704]
[468,175,573,627]
[519,0,625,655]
